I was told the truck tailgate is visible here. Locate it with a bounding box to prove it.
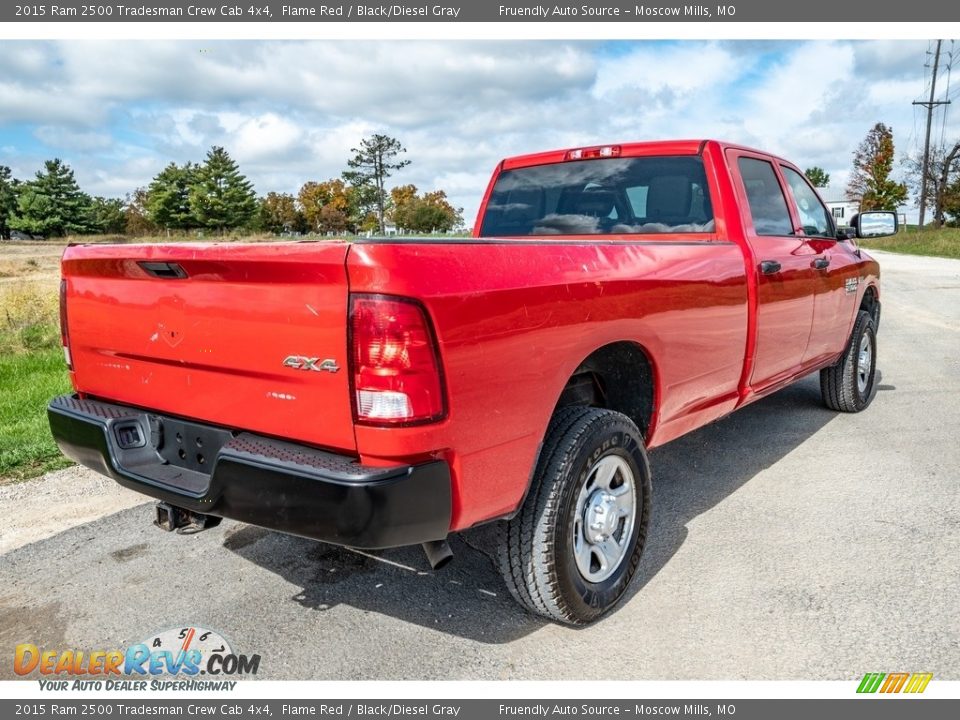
[61,241,356,454]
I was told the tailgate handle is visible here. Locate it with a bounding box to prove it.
[139,261,189,279]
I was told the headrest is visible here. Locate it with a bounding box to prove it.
[559,188,616,217]
[646,175,692,220]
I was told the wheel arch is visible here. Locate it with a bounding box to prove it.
[550,341,658,444]
[860,283,880,327]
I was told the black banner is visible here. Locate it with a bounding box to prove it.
[4,0,960,22]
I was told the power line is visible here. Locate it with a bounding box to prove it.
[939,41,954,151]
[914,39,951,228]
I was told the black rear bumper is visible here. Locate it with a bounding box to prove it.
[47,395,451,549]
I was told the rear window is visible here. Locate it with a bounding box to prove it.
[480,156,715,236]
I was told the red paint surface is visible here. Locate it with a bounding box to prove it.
[61,140,879,533]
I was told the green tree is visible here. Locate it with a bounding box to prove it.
[342,134,410,234]
[846,123,908,211]
[90,197,127,234]
[146,162,197,231]
[0,165,19,239]
[804,166,831,188]
[189,147,257,232]
[258,192,305,234]
[9,159,96,237]
[944,174,960,225]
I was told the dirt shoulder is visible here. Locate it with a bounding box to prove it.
[0,465,148,554]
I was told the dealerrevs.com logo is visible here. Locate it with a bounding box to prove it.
[14,626,260,691]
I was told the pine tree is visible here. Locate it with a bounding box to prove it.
[146,162,197,230]
[342,135,410,234]
[91,197,127,234]
[0,165,19,239]
[9,159,96,238]
[804,167,831,188]
[189,147,257,232]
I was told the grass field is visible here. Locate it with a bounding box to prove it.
[860,227,960,260]
[0,280,72,483]
[0,348,72,482]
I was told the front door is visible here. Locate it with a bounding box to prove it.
[779,164,860,366]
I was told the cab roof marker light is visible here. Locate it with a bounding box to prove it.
[565,145,622,161]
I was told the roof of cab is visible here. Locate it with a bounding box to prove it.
[499,139,775,170]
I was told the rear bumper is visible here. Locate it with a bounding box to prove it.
[47,394,451,549]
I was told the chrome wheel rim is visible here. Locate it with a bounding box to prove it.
[573,455,636,583]
[857,333,873,395]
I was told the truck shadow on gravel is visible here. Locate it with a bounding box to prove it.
[226,374,873,642]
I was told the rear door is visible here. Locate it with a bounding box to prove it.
[778,164,860,365]
[728,151,818,391]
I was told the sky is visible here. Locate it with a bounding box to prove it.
[1,39,958,226]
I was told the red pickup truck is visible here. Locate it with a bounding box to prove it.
[49,140,892,624]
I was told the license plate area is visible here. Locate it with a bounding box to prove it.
[155,416,234,474]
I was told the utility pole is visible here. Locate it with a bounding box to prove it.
[913,39,951,229]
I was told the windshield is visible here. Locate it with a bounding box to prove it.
[480,155,715,236]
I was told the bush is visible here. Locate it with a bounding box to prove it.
[0,283,60,355]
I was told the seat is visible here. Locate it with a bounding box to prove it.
[556,188,618,230]
[644,175,693,226]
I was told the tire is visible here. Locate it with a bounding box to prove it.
[820,310,877,413]
[498,407,651,625]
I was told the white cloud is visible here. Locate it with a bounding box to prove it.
[0,40,944,223]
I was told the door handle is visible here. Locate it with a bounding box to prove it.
[760,260,782,275]
[812,256,831,270]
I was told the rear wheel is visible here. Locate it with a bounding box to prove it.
[498,407,651,624]
[820,310,877,412]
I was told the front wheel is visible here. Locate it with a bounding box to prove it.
[498,407,651,625]
[820,310,877,412]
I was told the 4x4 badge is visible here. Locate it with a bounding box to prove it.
[282,356,340,373]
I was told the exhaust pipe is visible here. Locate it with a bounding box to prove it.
[422,539,453,570]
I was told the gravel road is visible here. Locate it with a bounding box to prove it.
[2,249,958,681]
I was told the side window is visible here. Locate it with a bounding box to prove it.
[782,166,833,238]
[737,157,794,236]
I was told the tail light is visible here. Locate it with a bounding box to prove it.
[565,145,621,161]
[349,294,446,425]
[59,279,73,370]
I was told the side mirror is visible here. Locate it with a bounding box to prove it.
[850,211,898,238]
[836,226,857,241]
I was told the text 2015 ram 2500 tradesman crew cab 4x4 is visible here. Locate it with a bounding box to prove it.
[49,140,893,624]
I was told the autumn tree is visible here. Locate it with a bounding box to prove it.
[146,162,197,231]
[91,197,127,234]
[804,167,830,188]
[846,123,908,211]
[258,192,305,234]
[189,147,257,233]
[298,179,352,234]
[0,165,19,239]
[124,188,157,235]
[391,185,463,233]
[343,134,410,234]
[9,159,97,237]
